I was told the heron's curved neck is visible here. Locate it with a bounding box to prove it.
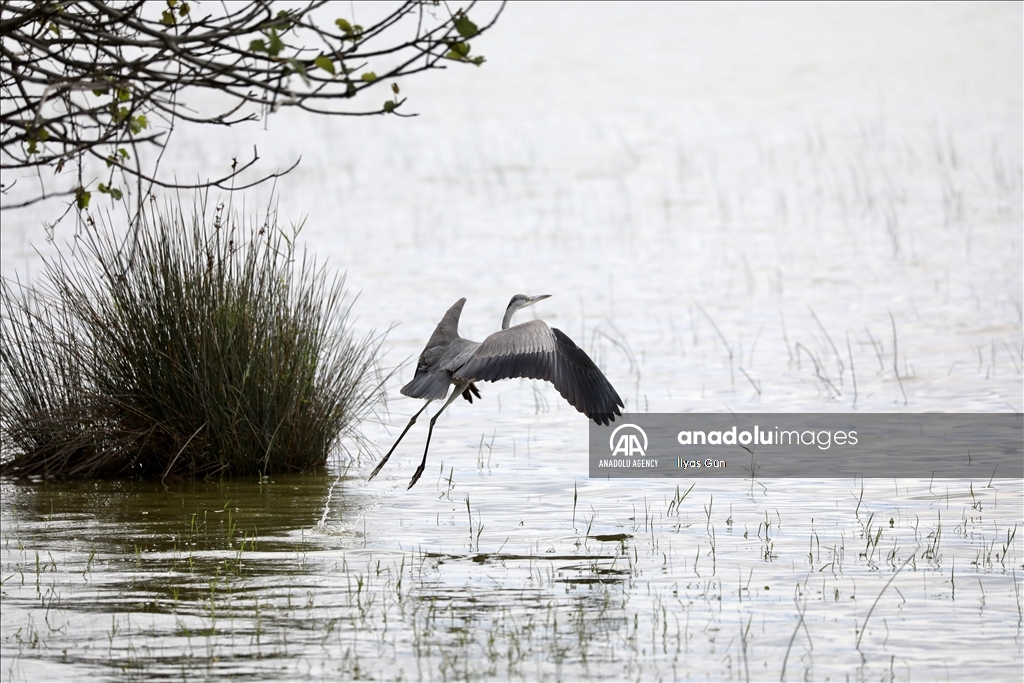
[501,304,520,330]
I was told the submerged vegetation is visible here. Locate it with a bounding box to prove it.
[0,198,386,479]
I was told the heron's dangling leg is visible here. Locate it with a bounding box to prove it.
[408,381,470,490]
[369,399,434,480]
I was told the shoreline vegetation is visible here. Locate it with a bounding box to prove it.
[1,196,388,480]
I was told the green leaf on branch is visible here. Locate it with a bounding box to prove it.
[383,100,395,113]
[129,115,147,135]
[361,72,377,82]
[179,2,190,17]
[454,14,478,38]
[445,42,471,61]
[314,54,335,75]
[289,59,310,86]
[75,187,91,210]
[160,9,175,26]
[97,183,122,200]
[266,29,283,56]
[274,10,293,31]
[249,39,267,53]
[335,18,363,37]
[470,55,485,66]
[25,125,50,155]
[117,88,130,102]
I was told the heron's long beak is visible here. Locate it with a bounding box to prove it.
[525,294,551,307]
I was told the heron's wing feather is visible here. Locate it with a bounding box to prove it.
[401,368,453,400]
[421,298,466,351]
[546,327,624,425]
[400,298,467,400]
[453,320,624,425]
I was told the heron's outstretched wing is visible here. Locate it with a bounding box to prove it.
[453,320,623,425]
[400,298,467,400]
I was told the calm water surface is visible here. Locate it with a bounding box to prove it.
[2,3,1022,681]
[3,475,1022,680]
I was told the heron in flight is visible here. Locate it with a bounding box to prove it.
[369,294,624,489]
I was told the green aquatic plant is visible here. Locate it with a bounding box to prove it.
[1,197,386,479]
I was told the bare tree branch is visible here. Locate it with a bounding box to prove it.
[1,0,504,218]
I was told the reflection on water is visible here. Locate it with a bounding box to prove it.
[5,476,341,552]
[1,475,351,681]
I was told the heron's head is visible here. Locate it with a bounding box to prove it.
[507,293,551,312]
[503,294,551,328]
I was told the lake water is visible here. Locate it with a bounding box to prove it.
[2,3,1022,681]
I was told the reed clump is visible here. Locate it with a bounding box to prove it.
[1,199,386,479]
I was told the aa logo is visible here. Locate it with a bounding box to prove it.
[609,423,648,457]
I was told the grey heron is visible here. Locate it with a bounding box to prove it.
[369,294,624,489]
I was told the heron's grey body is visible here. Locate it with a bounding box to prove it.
[370,294,624,489]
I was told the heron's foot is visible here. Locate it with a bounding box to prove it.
[461,382,481,403]
[407,461,427,490]
[368,453,392,480]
